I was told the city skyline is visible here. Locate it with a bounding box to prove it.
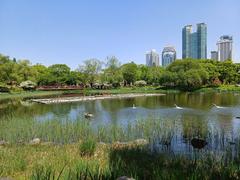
[0,0,239,69]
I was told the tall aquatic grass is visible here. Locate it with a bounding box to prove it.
[0,113,239,155]
[1,113,240,179]
[0,113,176,145]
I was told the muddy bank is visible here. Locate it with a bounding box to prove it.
[31,93,165,104]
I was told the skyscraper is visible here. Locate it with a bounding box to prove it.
[146,49,160,67]
[162,47,177,67]
[182,23,207,59]
[197,23,207,59]
[211,51,218,60]
[217,35,233,61]
[182,25,192,59]
[191,32,198,59]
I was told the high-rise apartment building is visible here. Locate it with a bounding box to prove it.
[217,35,233,61]
[182,23,207,59]
[162,47,177,67]
[146,49,160,67]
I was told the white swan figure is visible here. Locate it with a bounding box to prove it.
[132,104,136,109]
[212,103,224,109]
[174,104,183,109]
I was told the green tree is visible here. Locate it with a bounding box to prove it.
[48,64,71,85]
[121,62,138,85]
[17,60,36,82]
[78,59,102,87]
[103,56,123,87]
[32,64,50,85]
[162,59,209,90]
[159,70,178,87]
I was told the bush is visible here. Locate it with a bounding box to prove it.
[0,83,10,93]
[134,80,147,87]
[9,86,23,93]
[20,80,37,91]
[79,138,96,157]
[211,77,222,87]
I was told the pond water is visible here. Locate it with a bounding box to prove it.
[1,92,240,155]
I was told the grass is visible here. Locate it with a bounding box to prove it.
[1,85,240,102]
[1,113,240,179]
[0,91,64,101]
[79,137,97,157]
[0,86,180,102]
[196,85,240,93]
[1,143,240,179]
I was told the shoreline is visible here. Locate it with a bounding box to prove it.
[31,93,165,104]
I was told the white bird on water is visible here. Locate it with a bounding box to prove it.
[174,104,183,109]
[212,103,224,109]
[132,104,136,109]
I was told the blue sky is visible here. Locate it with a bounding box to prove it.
[0,0,239,69]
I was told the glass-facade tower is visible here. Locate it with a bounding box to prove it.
[197,23,207,59]
[182,23,207,59]
[162,47,177,67]
[182,25,192,59]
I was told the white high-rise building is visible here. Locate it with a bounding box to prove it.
[146,49,160,67]
[217,35,233,61]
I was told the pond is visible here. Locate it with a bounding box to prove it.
[1,92,240,155]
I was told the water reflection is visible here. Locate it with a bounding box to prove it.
[1,92,240,154]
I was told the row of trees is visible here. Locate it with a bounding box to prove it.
[1,53,240,91]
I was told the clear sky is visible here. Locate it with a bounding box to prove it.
[0,0,239,69]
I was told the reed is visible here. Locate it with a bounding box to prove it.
[1,113,240,179]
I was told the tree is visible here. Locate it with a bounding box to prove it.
[17,60,36,82]
[103,56,123,87]
[161,59,209,90]
[65,71,83,85]
[78,59,102,87]
[105,56,121,70]
[180,69,205,90]
[159,70,178,87]
[216,60,239,84]
[32,64,49,85]
[48,64,71,85]
[121,62,138,85]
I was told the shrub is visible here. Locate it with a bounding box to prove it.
[0,85,10,93]
[211,77,222,87]
[20,80,37,91]
[79,138,96,157]
[134,80,147,87]
[0,82,10,92]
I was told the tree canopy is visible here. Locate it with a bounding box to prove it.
[0,53,240,91]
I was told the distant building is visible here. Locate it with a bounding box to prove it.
[182,25,192,59]
[217,35,233,61]
[211,51,218,60]
[191,32,198,59]
[182,23,207,59]
[146,49,160,66]
[162,47,177,67]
